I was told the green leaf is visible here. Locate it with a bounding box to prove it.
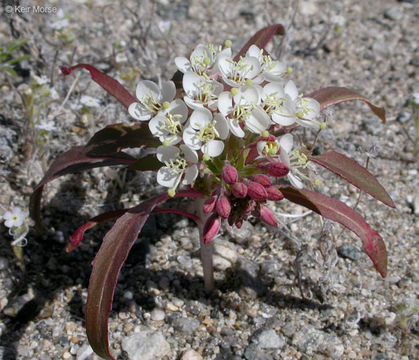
[6,38,29,53]
[281,187,387,278]
[86,190,204,359]
[1,66,18,78]
[306,87,386,123]
[309,151,395,208]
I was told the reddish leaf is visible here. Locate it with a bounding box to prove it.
[281,187,387,278]
[309,151,395,208]
[60,64,137,109]
[67,206,200,252]
[86,190,204,360]
[306,87,386,123]
[85,123,159,154]
[233,24,286,61]
[128,154,162,171]
[30,146,135,226]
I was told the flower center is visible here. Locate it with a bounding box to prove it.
[160,113,183,136]
[198,121,219,142]
[264,141,278,156]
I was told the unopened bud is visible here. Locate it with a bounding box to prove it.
[251,174,272,187]
[232,182,247,198]
[222,164,238,185]
[216,196,231,219]
[265,162,289,177]
[266,186,284,201]
[203,214,221,244]
[203,197,217,214]
[247,182,268,201]
[259,206,278,227]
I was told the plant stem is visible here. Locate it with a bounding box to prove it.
[196,199,215,291]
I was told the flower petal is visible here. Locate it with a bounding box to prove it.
[180,144,198,163]
[202,140,224,157]
[157,167,179,188]
[183,164,198,185]
[136,80,160,102]
[128,102,151,121]
[284,80,298,100]
[279,133,293,154]
[156,145,179,162]
[214,113,229,140]
[218,91,233,116]
[160,81,176,102]
[175,56,191,73]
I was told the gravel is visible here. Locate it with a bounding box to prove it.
[0,0,418,359]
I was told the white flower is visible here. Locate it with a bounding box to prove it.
[50,18,69,30]
[128,80,175,121]
[36,120,56,132]
[32,75,49,86]
[277,134,305,188]
[265,80,320,129]
[246,45,287,82]
[175,44,216,76]
[3,208,27,228]
[412,92,419,106]
[148,99,188,146]
[80,95,101,108]
[183,107,229,159]
[156,144,199,195]
[182,72,223,110]
[217,51,262,87]
[218,86,270,136]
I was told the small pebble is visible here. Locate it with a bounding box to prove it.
[181,349,203,360]
[151,308,166,321]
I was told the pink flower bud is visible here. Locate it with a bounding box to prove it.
[259,206,278,227]
[203,214,221,244]
[265,162,289,177]
[247,182,268,201]
[203,196,217,214]
[222,164,238,185]
[251,174,272,187]
[216,195,231,219]
[232,182,248,198]
[266,186,284,201]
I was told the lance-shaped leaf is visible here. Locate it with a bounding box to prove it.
[67,205,199,253]
[281,187,387,278]
[84,123,159,154]
[309,151,395,208]
[60,64,137,109]
[30,146,135,226]
[86,190,204,360]
[233,23,286,61]
[306,87,386,123]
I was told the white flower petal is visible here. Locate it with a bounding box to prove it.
[214,113,229,140]
[160,81,176,102]
[289,172,304,189]
[202,140,224,157]
[157,145,179,162]
[168,99,188,123]
[279,133,293,154]
[284,80,299,100]
[182,72,201,95]
[128,102,151,121]
[189,108,212,129]
[175,57,191,73]
[136,80,160,102]
[157,167,179,188]
[183,164,198,185]
[228,118,245,138]
[234,86,260,106]
[263,82,285,98]
[218,91,233,116]
[180,144,198,163]
[183,127,201,150]
[246,107,271,134]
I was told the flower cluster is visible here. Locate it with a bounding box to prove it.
[128,42,322,242]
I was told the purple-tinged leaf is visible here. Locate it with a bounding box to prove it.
[86,190,204,360]
[281,187,387,278]
[309,151,395,208]
[30,146,135,226]
[85,123,159,155]
[60,64,137,109]
[128,154,162,171]
[67,206,199,253]
[306,87,386,123]
[233,24,286,61]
